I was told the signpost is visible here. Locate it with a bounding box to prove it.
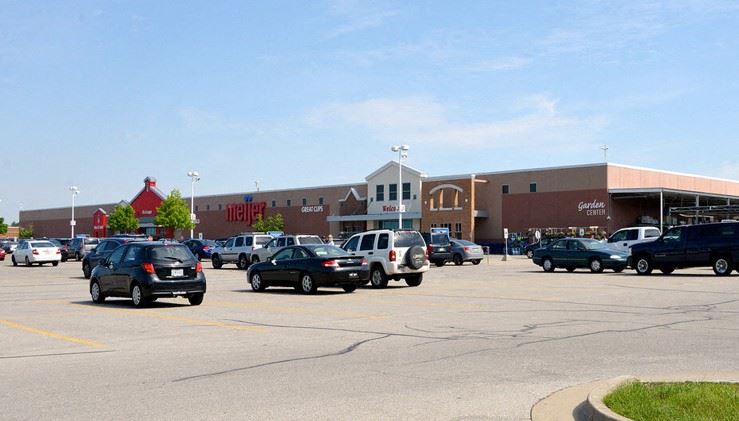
[503,228,509,261]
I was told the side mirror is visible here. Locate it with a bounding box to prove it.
[271,259,278,266]
[91,246,98,252]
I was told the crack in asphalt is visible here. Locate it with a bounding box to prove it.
[172,334,391,383]
[0,350,115,360]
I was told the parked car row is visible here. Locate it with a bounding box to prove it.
[532,222,739,277]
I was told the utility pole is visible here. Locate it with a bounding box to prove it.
[601,144,609,162]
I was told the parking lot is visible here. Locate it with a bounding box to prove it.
[1,257,738,420]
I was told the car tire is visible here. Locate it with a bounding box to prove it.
[61,257,67,263]
[542,258,555,272]
[370,266,389,289]
[252,255,260,264]
[83,262,92,279]
[589,258,604,273]
[90,280,105,304]
[131,283,148,308]
[472,259,481,265]
[712,256,733,276]
[342,284,357,293]
[405,274,423,287]
[434,259,445,267]
[526,250,534,259]
[12,255,17,266]
[52,261,59,267]
[188,293,204,306]
[299,273,317,295]
[660,267,674,275]
[76,252,81,262]
[406,246,426,270]
[566,267,576,273]
[453,254,464,266]
[237,254,249,270]
[211,254,223,269]
[250,271,266,292]
[25,256,31,267]
[635,256,653,275]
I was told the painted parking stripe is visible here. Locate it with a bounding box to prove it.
[0,319,106,349]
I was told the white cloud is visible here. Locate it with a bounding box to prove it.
[326,0,400,37]
[306,95,607,149]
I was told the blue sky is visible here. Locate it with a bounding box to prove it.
[2,1,739,222]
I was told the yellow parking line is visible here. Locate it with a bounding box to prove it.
[0,319,106,349]
[73,304,264,332]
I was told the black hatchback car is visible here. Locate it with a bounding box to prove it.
[421,232,452,267]
[246,245,369,294]
[89,242,206,307]
[82,237,144,279]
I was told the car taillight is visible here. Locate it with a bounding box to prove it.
[202,246,209,251]
[32,249,39,255]
[142,263,156,274]
[361,257,368,266]
[196,262,202,272]
[322,260,340,268]
[56,249,61,254]
[389,249,396,262]
[427,245,433,255]
[464,247,470,252]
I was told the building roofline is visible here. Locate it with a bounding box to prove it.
[190,182,365,200]
[607,163,739,184]
[365,161,426,181]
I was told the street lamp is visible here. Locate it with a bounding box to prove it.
[69,186,79,238]
[187,171,200,239]
[390,145,409,229]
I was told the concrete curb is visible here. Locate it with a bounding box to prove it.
[586,376,635,421]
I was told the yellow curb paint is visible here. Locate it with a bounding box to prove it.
[0,319,106,349]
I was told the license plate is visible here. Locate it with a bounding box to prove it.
[438,248,446,252]
[171,269,184,277]
[349,272,358,278]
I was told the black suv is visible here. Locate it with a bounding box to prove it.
[82,237,143,279]
[631,222,739,276]
[421,232,452,267]
[89,242,206,307]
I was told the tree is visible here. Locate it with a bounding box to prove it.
[0,217,7,235]
[252,213,285,232]
[19,225,33,238]
[108,203,138,234]
[154,190,194,232]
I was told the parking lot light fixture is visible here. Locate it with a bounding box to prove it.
[69,186,80,238]
[187,171,200,239]
[391,145,409,229]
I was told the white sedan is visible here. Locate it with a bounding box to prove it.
[12,240,62,266]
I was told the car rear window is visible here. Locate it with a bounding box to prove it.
[393,231,425,248]
[431,233,450,245]
[148,245,195,263]
[31,241,55,248]
[311,246,349,257]
[298,236,323,244]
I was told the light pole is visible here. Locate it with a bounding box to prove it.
[187,171,200,239]
[390,145,409,229]
[69,186,79,238]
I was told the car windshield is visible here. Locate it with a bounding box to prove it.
[149,245,195,263]
[31,241,55,248]
[311,246,349,257]
[394,231,425,248]
[581,239,607,250]
[456,240,476,246]
[298,236,323,244]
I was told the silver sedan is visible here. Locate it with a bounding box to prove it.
[449,240,485,265]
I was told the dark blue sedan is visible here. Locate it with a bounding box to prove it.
[533,238,630,273]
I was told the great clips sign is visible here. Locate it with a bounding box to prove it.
[226,195,266,225]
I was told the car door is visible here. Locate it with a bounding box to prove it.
[566,240,587,267]
[654,227,687,267]
[118,245,145,294]
[221,238,235,262]
[548,240,568,266]
[15,241,28,262]
[89,240,111,268]
[607,229,630,252]
[262,247,295,282]
[288,247,311,284]
[358,234,376,260]
[685,225,711,266]
[100,245,128,295]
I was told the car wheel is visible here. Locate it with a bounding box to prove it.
[211,254,223,269]
[250,271,266,292]
[635,256,653,275]
[90,280,105,304]
[589,258,604,273]
[131,283,148,308]
[526,250,534,259]
[76,252,81,262]
[542,258,555,272]
[11,255,17,266]
[252,255,260,264]
[566,267,576,273]
[299,273,317,295]
[52,261,59,267]
[188,293,204,306]
[83,262,92,279]
[61,257,67,263]
[472,259,481,265]
[660,267,674,275]
[342,284,357,293]
[453,254,463,266]
[433,259,445,267]
[237,254,249,270]
[712,256,733,276]
[25,256,31,267]
[370,266,388,288]
[405,274,423,287]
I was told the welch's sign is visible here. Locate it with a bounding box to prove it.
[578,200,607,216]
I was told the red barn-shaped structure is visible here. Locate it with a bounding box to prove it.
[92,208,108,237]
[129,177,170,238]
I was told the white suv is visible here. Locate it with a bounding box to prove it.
[211,233,273,269]
[251,235,324,264]
[342,230,429,288]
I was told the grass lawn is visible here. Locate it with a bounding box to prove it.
[604,382,739,421]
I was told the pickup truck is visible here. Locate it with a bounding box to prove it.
[606,226,661,252]
[630,222,739,276]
